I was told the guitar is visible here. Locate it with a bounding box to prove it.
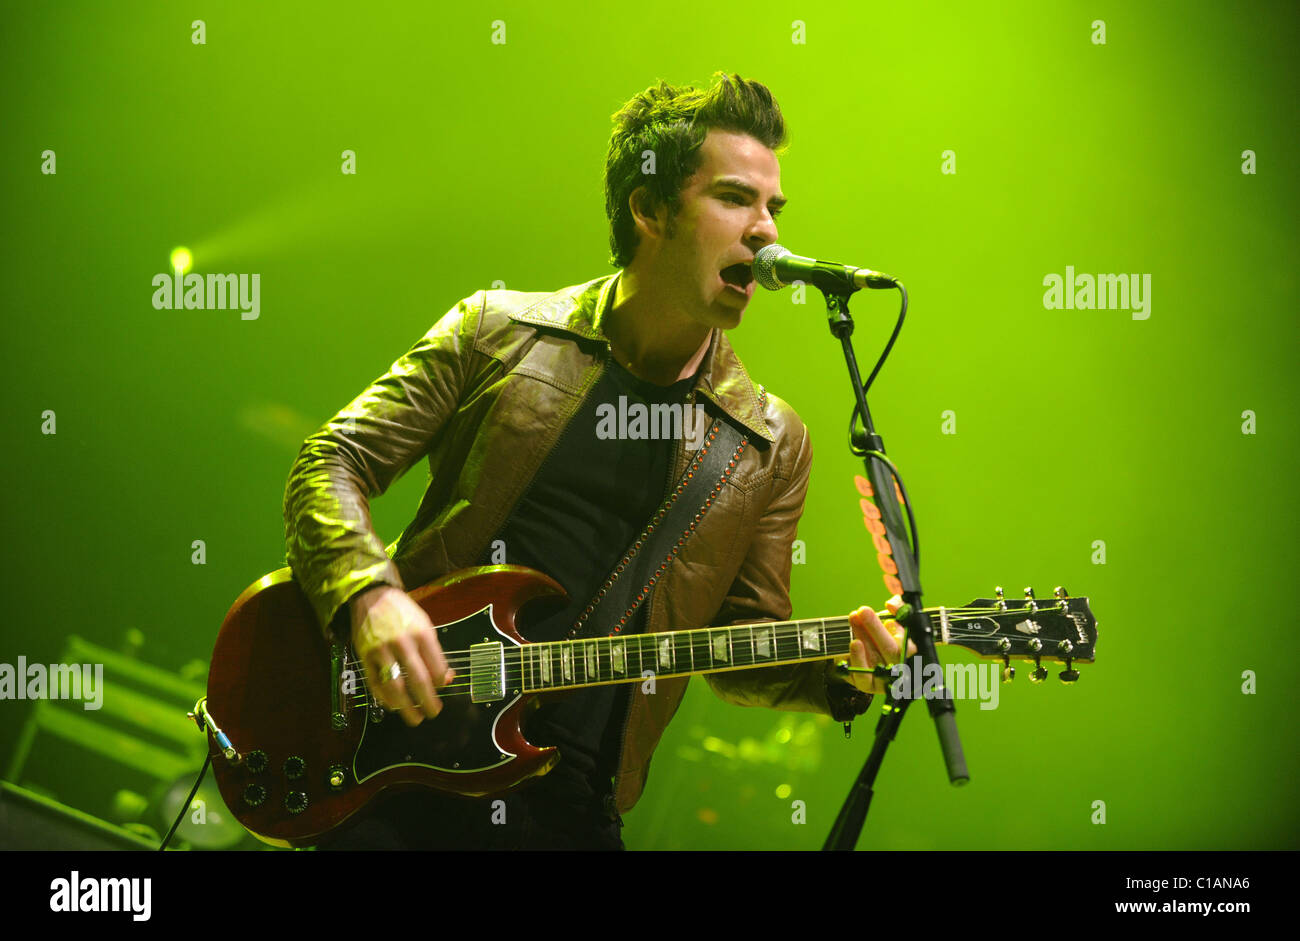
[203,564,1097,846]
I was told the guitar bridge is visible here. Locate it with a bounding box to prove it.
[469,642,506,703]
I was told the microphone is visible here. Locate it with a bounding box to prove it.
[753,244,898,293]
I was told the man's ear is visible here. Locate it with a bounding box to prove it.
[629,185,667,242]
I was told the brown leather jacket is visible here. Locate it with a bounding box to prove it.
[283,271,868,814]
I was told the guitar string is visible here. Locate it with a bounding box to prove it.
[340,615,947,680]
[335,605,1051,672]
[335,607,1075,687]
[337,606,1069,678]
[332,613,1084,703]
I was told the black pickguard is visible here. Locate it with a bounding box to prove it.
[352,605,520,781]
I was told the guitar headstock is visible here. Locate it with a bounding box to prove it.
[936,586,1097,684]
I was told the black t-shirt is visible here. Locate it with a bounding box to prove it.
[476,355,699,806]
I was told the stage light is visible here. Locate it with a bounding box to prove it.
[170,247,192,274]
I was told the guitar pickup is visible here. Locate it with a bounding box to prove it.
[469,642,506,703]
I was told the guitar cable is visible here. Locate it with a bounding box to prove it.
[159,752,212,851]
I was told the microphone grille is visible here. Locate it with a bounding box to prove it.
[753,243,790,291]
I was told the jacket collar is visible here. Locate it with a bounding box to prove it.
[506,272,775,442]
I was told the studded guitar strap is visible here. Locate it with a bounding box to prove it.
[565,393,760,641]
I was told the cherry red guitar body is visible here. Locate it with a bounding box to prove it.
[205,565,565,847]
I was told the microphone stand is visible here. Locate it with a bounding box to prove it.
[818,283,970,852]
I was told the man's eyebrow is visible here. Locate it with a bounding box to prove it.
[713,177,787,209]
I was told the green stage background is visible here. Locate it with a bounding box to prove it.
[2,0,1297,849]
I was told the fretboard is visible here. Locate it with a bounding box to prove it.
[518,616,856,692]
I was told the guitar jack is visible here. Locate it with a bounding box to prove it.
[189,696,242,764]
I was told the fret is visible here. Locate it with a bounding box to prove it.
[672,631,692,675]
[745,624,756,667]
[598,637,611,684]
[690,627,712,671]
[728,626,742,668]
[524,644,532,691]
[641,634,655,677]
[822,618,846,656]
[774,621,800,662]
[629,635,641,677]
[630,634,645,678]
[728,625,750,667]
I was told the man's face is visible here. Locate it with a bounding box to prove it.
[635,129,785,329]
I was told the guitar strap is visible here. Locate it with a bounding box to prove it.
[565,395,757,640]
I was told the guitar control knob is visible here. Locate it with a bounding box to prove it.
[283,756,306,780]
[284,791,309,815]
[244,750,268,775]
[242,783,267,808]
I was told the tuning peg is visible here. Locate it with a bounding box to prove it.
[994,638,1015,682]
[1054,586,1069,600]
[994,586,1007,610]
[1024,587,1038,611]
[1029,651,1047,684]
[1059,657,1079,684]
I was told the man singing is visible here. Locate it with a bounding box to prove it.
[284,72,910,850]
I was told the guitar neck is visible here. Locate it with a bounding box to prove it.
[517,615,866,693]
[505,593,1094,695]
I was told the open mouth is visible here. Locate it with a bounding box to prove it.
[719,262,754,291]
